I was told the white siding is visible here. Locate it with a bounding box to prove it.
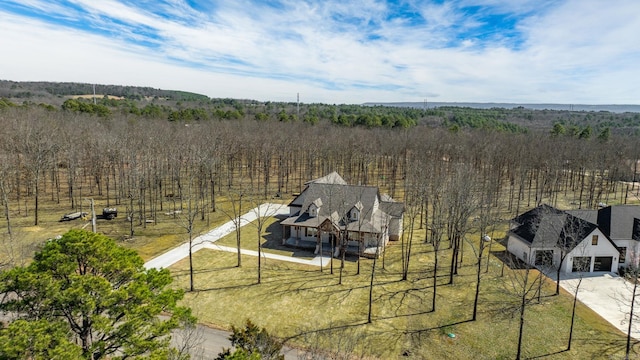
[611,239,640,269]
[389,218,402,240]
[507,235,533,264]
[563,229,619,273]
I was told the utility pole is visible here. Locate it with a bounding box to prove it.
[90,198,96,233]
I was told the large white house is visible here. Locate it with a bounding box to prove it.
[506,204,640,273]
[280,172,404,257]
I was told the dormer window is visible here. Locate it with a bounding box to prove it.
[350,201,363,221]
[308,198,323,217]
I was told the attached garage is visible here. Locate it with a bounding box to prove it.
[572,257,591,272]
[594,257,613,272]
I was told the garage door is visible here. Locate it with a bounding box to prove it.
[572,257,591,272]
[594,257,613,272]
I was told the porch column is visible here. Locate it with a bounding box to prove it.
[282,224,286,245]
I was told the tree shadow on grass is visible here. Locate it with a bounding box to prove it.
[569,333,640,359]
[492,249,530,270]
[171,265,238,277]
[191,283,256,292]
[282,320,370,343]
[401,319,474,335]
[527,349,569,359]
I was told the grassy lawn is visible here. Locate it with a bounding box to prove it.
[3,176,639,358]
[0,194,287,265]
[215,215,319,259]
[172,225,636,359]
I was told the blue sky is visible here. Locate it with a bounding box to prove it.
[1,0,639,104]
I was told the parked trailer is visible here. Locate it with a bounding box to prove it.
[59,212,87,222]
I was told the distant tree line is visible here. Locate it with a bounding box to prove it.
[0,80,208,101]
[3,80,640,133]
[0,95,538,132]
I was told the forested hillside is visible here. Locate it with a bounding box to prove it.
[1,80,639,135]
[0,80,208,101]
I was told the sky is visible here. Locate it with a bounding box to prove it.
[1,0,639,104]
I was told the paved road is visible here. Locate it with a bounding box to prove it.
[172,323,300,359]
[557,272,640,340]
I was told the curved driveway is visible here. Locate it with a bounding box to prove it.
[144,203,330,269]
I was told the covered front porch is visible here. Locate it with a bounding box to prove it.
[282,236,361,255]
[282,233,386,259]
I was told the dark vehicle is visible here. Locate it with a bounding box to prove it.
[102,208,118,220]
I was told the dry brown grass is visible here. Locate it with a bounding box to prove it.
[1,172,638,358]
[171,224,634,359]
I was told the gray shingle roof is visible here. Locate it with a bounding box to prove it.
[510,204,598,251]
[282,173,404,234]
[299,183,379,221]
[304,171,347,185]
[597,205,640,240]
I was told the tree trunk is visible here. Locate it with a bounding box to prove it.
[516,267,530,360]
[258,227,262,284]
[367,251,377,324]
[189,233,194,292]
[34,173,40,226]
[472,240,484,321]
[432,245,439,312]
[568,277,582,350]
[0,182,11,238]
[626,277,638,360]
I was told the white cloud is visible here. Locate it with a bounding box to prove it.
[1,0,639,104]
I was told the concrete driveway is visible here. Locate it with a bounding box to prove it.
[558,271,640,340]
[144,202,330,270]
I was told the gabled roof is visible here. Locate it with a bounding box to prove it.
[282,172,404,234]
[299,183,379,221]
[512,204,563,227]
[289,172,347,208]
[305,171,347,185]
[597,205,640,240]
[510,204,598,251]
[566,209,598,224]
[379,200,404,218]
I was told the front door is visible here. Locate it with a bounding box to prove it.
[594,257,613,272]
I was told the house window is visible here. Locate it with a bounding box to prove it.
[619,247,627,263]
[306,228,318,237]
[351,209,359,221]
[535,250,554,267]
[592,235,599,246]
